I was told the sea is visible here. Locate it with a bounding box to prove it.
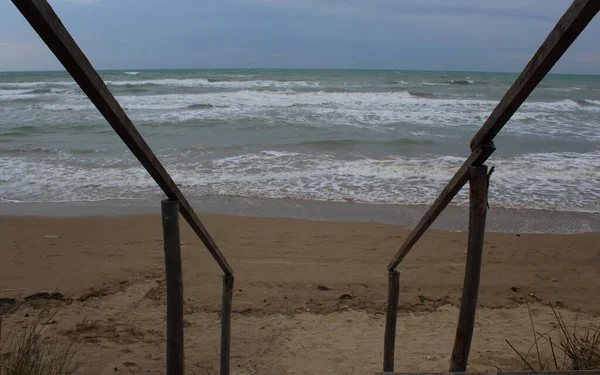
[1,69,599,228]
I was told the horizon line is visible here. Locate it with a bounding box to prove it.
[1,67,599,76]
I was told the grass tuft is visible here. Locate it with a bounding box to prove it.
[507,296,600,371]
[0,307,79,375]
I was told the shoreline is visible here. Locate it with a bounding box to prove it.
[2,196,599,233]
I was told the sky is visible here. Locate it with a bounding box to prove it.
[0,0,599,73]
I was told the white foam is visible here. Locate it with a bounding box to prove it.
[0,89,38,101]
[0,89,31,95]
[523,99,586,111]
[0,81,75,88]
[41,103,94,111]
[0,78,320,90]
[1,150,599,212]
[220,74,259,78]
[124,71,139,75]
[449,79,476,84]
[104,78,210,86]
[0,87,71,102]
[422,82,450,86]
[100,78,320,89]
[8,89,594,140]
[544,87,585,92]
[207,80,320,89]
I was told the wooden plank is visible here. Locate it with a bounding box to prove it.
[161,200,185,375]
[383,270,400,372]
[470,0,599,149]
[220,275,234,375]
[449,166,488,372]
[12,0,233,276]
[387,144,495,271]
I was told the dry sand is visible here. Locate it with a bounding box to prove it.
[1,214,599,374]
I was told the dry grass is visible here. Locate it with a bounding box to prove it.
[507,297,600,371]
[0,308,79,375]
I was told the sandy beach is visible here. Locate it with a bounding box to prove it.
[1,213,599,374]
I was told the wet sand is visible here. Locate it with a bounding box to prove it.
[2,197,599,233]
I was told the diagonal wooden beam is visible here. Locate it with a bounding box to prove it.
[388,0,598,271]
[470,0,599,149]
[387,144,495,271]
[12,0,233,275]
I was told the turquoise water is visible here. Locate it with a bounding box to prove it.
[1,69,599,212]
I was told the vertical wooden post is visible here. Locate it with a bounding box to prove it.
[383,270,400,372]
[449,165,488,372]
[162,199,184,375]
[220,274,234,375]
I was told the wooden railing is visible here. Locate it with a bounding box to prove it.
[12,1,235,374]
[383,0,599,372]
[12,0,232,277]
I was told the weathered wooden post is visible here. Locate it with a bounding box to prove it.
[449,165,489,372]
[220,274,234,375]
[383,270,400,372]
[162,199,185,375]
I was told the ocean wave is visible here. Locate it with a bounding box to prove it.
[0,91,36,102]
[543,86,586,92]
[290,138,437,149]
[422,79,477,86]
[0,88,60,96]
[124,71,139,75]
[1,150,599,212]
[0,87,73,102]
[21,90,598,140]
[0,147,102,155]
[449,79,474,85]
[524,99,600,111]
[576,99,600,107]
[0,88,31,95]
[422,82,450,86]
[38,90,414,111]
[103,78,210,87]
[102,78,320,89]
[320,87,356,93]
[185,103,214,110]
[383,80,409,86]
[29,88,55,94]
[0,81,75,88]
[408,91,436,98]
[210,79,320,89]
[0,78,321,90]
[219,74,259,78]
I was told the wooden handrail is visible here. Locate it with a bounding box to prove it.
[387,144,494,271]
[388,0,599,270]
[470,0,599,150]
[12,0,233,275]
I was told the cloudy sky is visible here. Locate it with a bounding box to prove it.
[1,0,599,73]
